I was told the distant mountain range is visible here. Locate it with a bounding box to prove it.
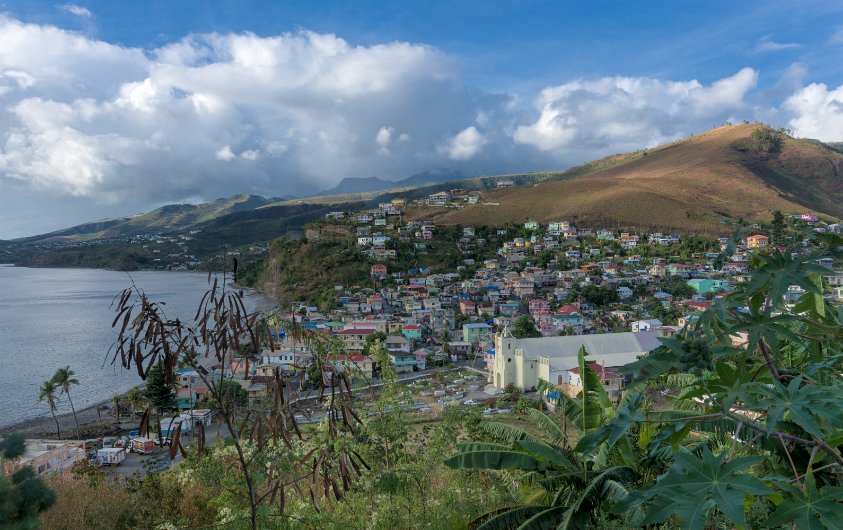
[3,124,841,268]
[317,169,466,196]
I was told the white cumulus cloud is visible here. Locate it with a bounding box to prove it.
[440,126,487,161]
[514,68,759,153]
[1,11,839,236]
[784,82,843,141]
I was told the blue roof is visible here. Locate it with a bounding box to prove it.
[464,323,491,328]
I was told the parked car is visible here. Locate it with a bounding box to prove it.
[463,399,480,405]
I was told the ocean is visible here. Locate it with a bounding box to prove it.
[0,265,263,428]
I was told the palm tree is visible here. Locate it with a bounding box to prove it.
[51,366,80,438]
[38,380,62,439]
[126,386,146,417]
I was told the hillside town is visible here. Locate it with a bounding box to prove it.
[213,201,843,404]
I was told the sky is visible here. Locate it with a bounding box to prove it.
[1,0,843,238]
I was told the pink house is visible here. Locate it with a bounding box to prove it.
[529,299,550,314]
[371,264,388,278]
[459,300,476,315]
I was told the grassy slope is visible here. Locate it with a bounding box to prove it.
[405,125,842,234]
[100,194,275,237]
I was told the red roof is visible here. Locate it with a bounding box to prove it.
[337,328,376,335]
[680,299,713,309]
[402,324,421,330]
[569,363,623,378]
[557,304,580,315]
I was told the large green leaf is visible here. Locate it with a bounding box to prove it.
[576,388,645,458]
[525,408,568,447]
[616,342,679,380]
[747,376,843,438]
[557,466,635,530]
[444,449,549,471]
[614,447,772,530]
[726,309,802,358]
[767,474,843,530]
[575,346,612,433]
[744,252,827,307]
[680,360,750,413]
[483,421,544,443]
[516,506,567,529]
[474,506,554,530]
[514,440,576,470]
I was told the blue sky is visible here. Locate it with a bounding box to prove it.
[1,0,842,237]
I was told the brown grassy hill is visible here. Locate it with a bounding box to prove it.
[406,124,843,234]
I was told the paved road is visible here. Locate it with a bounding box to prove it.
[104,421,230,478]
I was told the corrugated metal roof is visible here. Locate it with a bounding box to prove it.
[513,332,662,369]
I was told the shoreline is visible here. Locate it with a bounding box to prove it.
[0,271,279,440]
[0,393,126,439]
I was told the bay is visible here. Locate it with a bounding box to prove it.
[0,265,262,428]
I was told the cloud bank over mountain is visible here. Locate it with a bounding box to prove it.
[0,15,841,237]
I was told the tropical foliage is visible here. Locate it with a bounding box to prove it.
[447,237,843,529]
[1,432,56,529]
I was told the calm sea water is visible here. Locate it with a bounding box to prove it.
[0,266,260,428]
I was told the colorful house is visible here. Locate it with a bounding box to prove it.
[463,323,493,344]
[401,324,422,340]
[687,278,729,294]
[746,234,769,249]
[371,264,388,278]
[388,352,417,373]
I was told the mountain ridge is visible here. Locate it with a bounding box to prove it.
[317,169,466,196]
[3,124,841,264]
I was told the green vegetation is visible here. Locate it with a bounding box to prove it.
[448,236,843,528]
[255,238,370,303]
[1,433,56,529]
[569,284,619,307]
[37,380,62,440]
[24,234,843,528]
[252,225,506,305]
[50,366,80,439]
[511,314,542,338]
[143,362,177,417]
[211,380,249,409]
[750,126,784,153]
